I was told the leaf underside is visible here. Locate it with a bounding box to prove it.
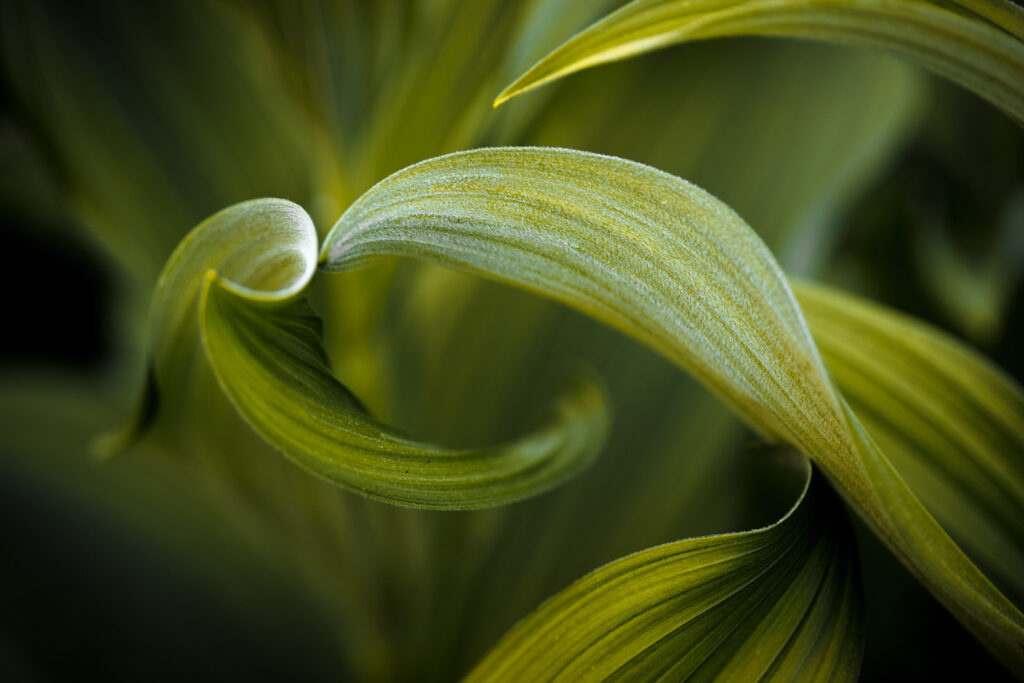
[467,460,864,682]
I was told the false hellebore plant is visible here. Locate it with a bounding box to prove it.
[2,0,1023,680]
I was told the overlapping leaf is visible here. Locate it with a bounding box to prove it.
[467,460,863,681]
[121,197,609,510]
[319,146,1024,671]
[520,37,923,262]
[796,280,1024,597]
[494,0,1024,125]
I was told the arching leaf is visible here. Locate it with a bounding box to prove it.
[494,0,1024,125]
[320,146,1024,670]
[796,280,1024,597]
[200,276,608,509]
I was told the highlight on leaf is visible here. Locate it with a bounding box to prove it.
[121,198,610,510]
[494,0,1024,125]
[467,458,864,682]
[320,146,1024,671]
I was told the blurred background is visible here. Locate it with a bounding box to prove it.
[0,0,1021,680]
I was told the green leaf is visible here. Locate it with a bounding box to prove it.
[200,278,608,509]
[517,38,924,261]
[121,197,609,510]
[494,0,1024,125]
[467,459,864,681]
[795,280,1024,597]
[145,199,319,395]
[320,148,837,449]
[319,146,1024,670]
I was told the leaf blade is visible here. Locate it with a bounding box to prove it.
[466,460,864,681]
[494,0,1024,125]
[320,146,1024,669]
[320,147,841,455]
[199,277,609,509]
[123,198,609,510]
[795,280,1024,596]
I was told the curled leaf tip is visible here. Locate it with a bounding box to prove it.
[116,196,609,509]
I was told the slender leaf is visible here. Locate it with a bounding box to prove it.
[494,0,1024,125]
[320,146,1024,670]
[200,277,608,509]
[467,459,863,681]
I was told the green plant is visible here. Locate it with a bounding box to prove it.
[1,0,1022,680]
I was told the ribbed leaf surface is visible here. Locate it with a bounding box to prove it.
[466,462,862,682]
[495,0,1024,125]
[118,198,608,509]
[320,147,1024,671]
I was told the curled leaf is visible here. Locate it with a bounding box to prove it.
[120,198,609,510]
[200,276,609,509]
[320,147,841,453]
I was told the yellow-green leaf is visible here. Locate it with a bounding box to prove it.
[200,277,608,509]
[494,0,1024,125]
[119,198,609,510]
[320,148,838,451]
[796,280,1024,597]
[319,146,1024,670]
[467,459,863,681]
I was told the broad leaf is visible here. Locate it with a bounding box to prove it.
[467,460,863,681]
[120,198,609,510]
[494,0,1024,125]
[320,146,1024,670]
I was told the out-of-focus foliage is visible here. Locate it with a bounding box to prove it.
[0,0,1021,680]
